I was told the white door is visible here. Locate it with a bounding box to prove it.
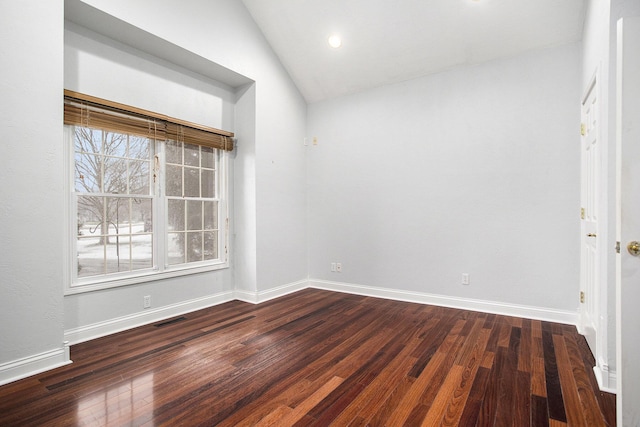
[616,16,640,427]
[580,75,599,355]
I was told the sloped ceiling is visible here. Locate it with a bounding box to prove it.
[242,0,586,103]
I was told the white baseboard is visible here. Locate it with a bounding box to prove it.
[594,363,617,394]
[0,344,72,387]
[234,279,309,304]
[65,280,309,346]
[309,279,580,326]
[64,291,235,345]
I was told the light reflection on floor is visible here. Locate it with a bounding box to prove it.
[75,373,155,426]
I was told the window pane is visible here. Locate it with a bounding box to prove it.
[201,146,214,169]
[132,199,152,233]
[166,139,181,164]
[101,197,122,235]
[184,143,199,167]
[201,169,215,198]
[168,232,185,265]
[114,198,131,234]
[77,236,105,278]
[128,136,151,159]
[184,168,200,197]
[77,196,107,237]
[75,152,101,193]
[203,231,217,260]
[129,160,150,195]
[165,165,182,197]
[104,156,128,194]
[203,201,217,230]
[103,132,127,157]
[187,200,202,231]
[74,127,102,154]
[105,234,131,274]
[77,197,108,278]
[131,234,153,270]
[187,231,202,262]
[168,199,185,231]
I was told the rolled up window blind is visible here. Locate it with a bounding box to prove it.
[63,89,234,151]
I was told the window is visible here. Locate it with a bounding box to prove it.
[165,140,220,265]
[65,90,233,292]
[75,129,154,278]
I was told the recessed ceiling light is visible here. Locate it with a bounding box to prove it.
[328,35,342,48]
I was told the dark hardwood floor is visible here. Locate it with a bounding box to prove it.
[0,289,615,426]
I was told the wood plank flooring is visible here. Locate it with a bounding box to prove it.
[0,289,616,426]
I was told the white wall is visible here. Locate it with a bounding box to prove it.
[583,0,611,88]
[0,0,67,381]
[64,24,237,131]
[233,84,258,295]
[307,43,581,314]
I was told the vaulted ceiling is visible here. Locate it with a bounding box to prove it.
[241,0,587,103]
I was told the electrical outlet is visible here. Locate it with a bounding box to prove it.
[143,295,151,309]
[462,273,470,285]
[336,263,342,272]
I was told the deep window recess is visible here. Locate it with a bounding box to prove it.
[64,90,233,292]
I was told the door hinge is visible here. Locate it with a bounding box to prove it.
[615,241,621,254]
[580,291,585,304]
[580,207,585,220]
[580,123,586,136]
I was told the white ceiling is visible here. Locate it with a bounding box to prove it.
[241,0,587,103]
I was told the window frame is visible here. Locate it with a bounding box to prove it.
[64,126,230,296]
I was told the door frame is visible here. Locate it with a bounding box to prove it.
[579,67,613,392]
[615,15,640,426]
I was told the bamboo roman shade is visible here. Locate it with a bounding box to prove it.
[63,90,234,151]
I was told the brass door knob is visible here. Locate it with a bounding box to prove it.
[628,241,640,256]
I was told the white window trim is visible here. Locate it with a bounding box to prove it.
[63,126,230,296]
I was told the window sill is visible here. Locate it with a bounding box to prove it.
[64,261,229,295]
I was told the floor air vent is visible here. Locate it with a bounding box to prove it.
[154,316,187,327]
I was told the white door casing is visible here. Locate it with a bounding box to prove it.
[616,16,640,427]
